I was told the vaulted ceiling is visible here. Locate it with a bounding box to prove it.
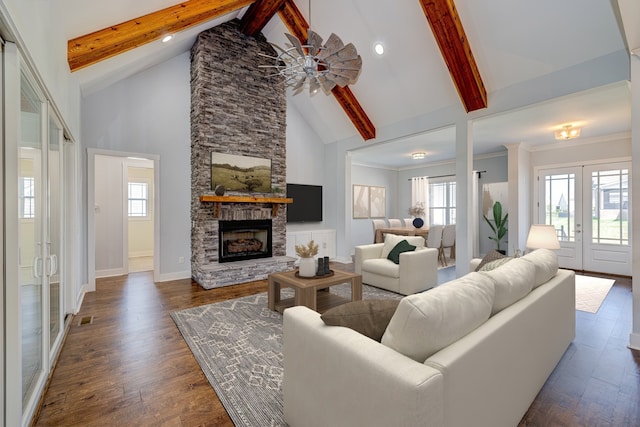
[65,0,633,167]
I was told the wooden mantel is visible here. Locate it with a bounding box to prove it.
[199,195,293,217]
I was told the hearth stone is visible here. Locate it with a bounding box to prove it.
[193,256,296,289]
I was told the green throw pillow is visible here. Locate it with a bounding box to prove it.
[387,240,416,264]
[321,299,401,342]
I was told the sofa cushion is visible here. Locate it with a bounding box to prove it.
[321,299,401,342]
[381,273,495,362]
[381,234,424,258]
[479,258,535,315]
[475,250,510,271]
[521,248,559,288]
[387,240,416,264]
[362,259,400,278]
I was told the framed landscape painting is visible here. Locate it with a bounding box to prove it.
[211,152,271,193]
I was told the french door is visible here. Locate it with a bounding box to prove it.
[536,162,631,275]
[4,42,65,426]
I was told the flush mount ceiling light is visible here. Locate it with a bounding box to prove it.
[260,0,362,96]
[411,152,426,160]
[554,124,582,140]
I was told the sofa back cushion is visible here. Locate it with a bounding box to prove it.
[479,258,535,315]
[521,248,559,288]
[381,234,424,258]
[381,273,494,362]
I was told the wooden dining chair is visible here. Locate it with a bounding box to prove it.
[403,218,414,227]
[440,224,456,266]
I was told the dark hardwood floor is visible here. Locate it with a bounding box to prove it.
[34,267,639,426]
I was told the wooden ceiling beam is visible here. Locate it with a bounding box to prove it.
[419,0,487,112]
[68,0,254,71]
[240,0,286,36]
[277,0,375,140]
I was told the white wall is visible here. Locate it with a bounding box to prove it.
[285,103,328,232]
[82,52,191,281]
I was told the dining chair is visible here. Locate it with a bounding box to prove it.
[403,218,414,227]
[388,218,403,228]
[425,225,445,266]
[440,224,456,266]
[372,219,388,243]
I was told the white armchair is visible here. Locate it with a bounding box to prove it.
[354,235,438,295]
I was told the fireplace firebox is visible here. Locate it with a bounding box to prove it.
[218,219,272,263]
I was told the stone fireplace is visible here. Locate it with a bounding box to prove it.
[190,20,295,289]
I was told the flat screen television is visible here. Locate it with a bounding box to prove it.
[286,183,323,223]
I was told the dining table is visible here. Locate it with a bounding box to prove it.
[374,226,429,244]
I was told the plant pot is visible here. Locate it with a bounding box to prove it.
[412,217,424,228]
[496,249,506,255]
[298,257,316,277]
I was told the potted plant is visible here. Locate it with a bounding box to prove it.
[483,201,508,254]
[295,240,319,277]
[408,202,426,228]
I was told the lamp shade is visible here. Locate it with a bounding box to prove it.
[526,224,560,250]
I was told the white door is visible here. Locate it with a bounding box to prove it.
[582,163,631,275]
[537,163,631,275]
[537,167,583,270]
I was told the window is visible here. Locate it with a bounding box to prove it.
[20,177,35,219]
[429,180,456,225]
[128,182,148,217]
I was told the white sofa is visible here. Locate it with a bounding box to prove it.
[355,234,438,295]
[283,249,575,427]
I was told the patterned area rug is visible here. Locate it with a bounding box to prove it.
[170,284,402,427]
[575,274,615,313]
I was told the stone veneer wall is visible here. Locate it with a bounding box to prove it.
[191,20,293,289]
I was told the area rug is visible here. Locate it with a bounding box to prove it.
[170,284,402,427]
[575,274,615,313]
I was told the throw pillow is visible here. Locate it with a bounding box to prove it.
[387,240,416,264]
[478,256,513,271]
[475,249,510,271]
[381,234,406,258]
[321,299,401,342]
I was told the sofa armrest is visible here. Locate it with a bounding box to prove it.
[398,247,438,294]
[354,243,384,273]
[283,306,444,427]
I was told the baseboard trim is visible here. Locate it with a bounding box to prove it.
[156,270,192,282]
[96,268,127,278]
[629,332,640,351]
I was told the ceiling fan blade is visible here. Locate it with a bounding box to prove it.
[318,33,345,60]
[307,29,324,56]
[317,75,336,95]
[284,33,305,57]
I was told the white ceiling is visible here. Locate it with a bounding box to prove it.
[65,0,633,168]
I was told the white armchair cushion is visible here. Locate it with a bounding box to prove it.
[362,259,400,278]
[479,258,535,315]
[381,273,495,362]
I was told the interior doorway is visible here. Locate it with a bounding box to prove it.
[87,149,160,291]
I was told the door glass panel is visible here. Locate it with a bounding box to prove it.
[48,116,62,349]
[20,73,43,406]
[544,173,575,242]
[591,169,629,245]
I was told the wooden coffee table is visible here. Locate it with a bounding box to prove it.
[268,269,362,313]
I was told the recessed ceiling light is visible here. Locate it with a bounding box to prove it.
[374,43,384,55]
[162,35,174,43]
[411,152,426,160]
